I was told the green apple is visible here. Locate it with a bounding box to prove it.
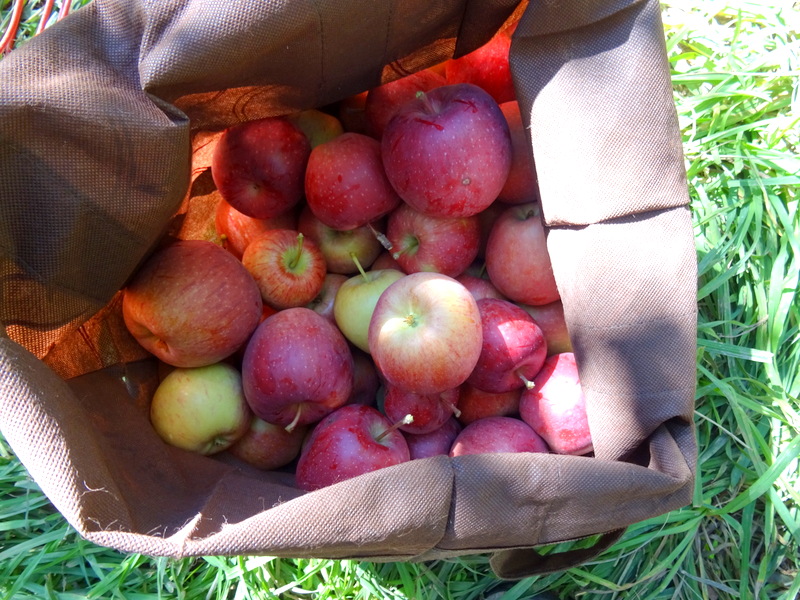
[150,362,251,455]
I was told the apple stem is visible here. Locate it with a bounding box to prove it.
[285,405,303,433]
[416,90,435,113]
[517,370,536,390]
[367,222,394,253]
[449,403,462,419]
[350,252,369,282]
[288,233,305,270]
[375,414,413,442]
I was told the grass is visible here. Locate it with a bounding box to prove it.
[1,0,799,598]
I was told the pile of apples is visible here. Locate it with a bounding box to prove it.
[121,25,594,492]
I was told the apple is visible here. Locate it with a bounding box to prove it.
[519,300,573,355]
[449,416,549,457]
[382,385,460,435]
[287,108,344,148]
[122,240,263,368]
[497,101,539,205]
[227,416,308,470]
[242,307,354,431]
[485,202,560,306]
[337,90,370,136]
[385,202,480,278]
[368,272,483,394]
[467,298,547,393]
[476,199,508,258]
[304,132,402,230]
[305,273,348,323]
[456,384,521,425]
[444,25,516,105]
[403,417,462,459]
[371,251,405,272]
[295,404,411,491]
[333,267,405,353]
[297,206,383,274]
[347,348,381,407]
[381,83,512,218]
[150,362,251,455]
[364,67,446,138]
[455,272,506,302]
[519,353,593,456]
[215,198,298,259]
[242,229,326,310]
[211,116,311,219]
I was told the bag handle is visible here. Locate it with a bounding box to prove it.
[489,529,626,580]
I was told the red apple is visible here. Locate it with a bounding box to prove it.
[403,417,462,460]
[456,384,521,425]
[455,273,506,302]
[519,353,593,456]
[365,67,446,138]
[122,240,263,368]
[485,202,560,306]
[337,91,370,135]
[242,307,354,430]
[368,272,483,394]
[227,416,308,470]
[497,101,539,205]
[444,24,516,105]
[242,229,326,310]
[467,298,547,393]
[304,132,402,230]
[371,251,405,272]
[211,116,311,219]
[295,404,411,491]
[215,198,298,259]
[449,416,549,456]
[519,300,573,355]
[150,362,251,455]
[386,202,480,278]
[381,83,512,219]
[305,273,348,323]
[347,348,381,407]
[382,385,460,435]
[297,206,383,274]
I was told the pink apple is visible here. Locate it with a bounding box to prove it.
[485,202,560,306]
[444,26,516,105]
[519,300,573,355]
[295,404,410,491]
[456,384,521,425]
[304,132,402,230]
[368,272,483,394]
[297,206,383,274]
[305,273,348,323]
[242,307,354,430]
[497,101,539,205]
[403,417,462,460]
[122,240,263,368]
[215,198,298,260]
[519,353,593,456]
[242,229,326,310]
[381,83,512,218]
[449,416,549,457]
[227,416,308,470]
[365,67,446,138]
[150,362,251,455]
[211,116,311,219]
[386,202,480,278]
[382,385,460,435]
[467,298,547,393]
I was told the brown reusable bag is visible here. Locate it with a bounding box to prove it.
[0,0,697,579]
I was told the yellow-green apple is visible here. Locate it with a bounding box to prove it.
[381,83,512,218]
[519,300,573,355]
[227,416,308,470]
[305,273,348,323]
[295,404,410,491]
[467,298,547,393]
[333,267,405,353]
[444,24,516,105]
[385,202,480,277]
[242,229,326,310]
[122,240,263,368]
[497,101,539,205]
[149,362,251,455]
[456,384,521,425]
[297,206,382,274]
[382,384,460,434]
[485,202,560,305]
[242,307,354,431]
[449,416,549,457]
[403,417,462,459]
[519,353,593,456]
[368,272,483,394]
[304,132,402,230]
[287,108,344,148]
[215,198,298,259]
[364,67,445,138]
[211,116,311,219]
